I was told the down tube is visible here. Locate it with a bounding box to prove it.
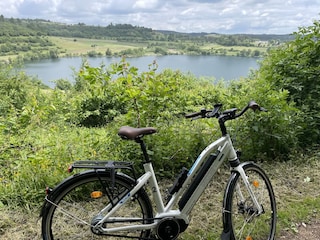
[179,141,229,215]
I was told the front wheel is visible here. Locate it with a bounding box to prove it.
[41,170,153,240]
[222,162,277,240]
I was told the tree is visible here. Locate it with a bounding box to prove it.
[154,47,167,55]
[49,49,59,58]
[252,49,260,57]
[105,48,112,56]
[54,79,72,90]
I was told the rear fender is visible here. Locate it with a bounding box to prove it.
[39,170,135,217]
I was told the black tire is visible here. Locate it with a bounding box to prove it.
[41,170,153,240]
[222,162,276,240]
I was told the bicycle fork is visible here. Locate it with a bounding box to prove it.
[221,162,264,240]
[234,164,264,215]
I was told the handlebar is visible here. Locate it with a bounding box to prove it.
[185,103,223,120]
[186,100,266,120]
[234,100,267,118]
[186,100,267,135]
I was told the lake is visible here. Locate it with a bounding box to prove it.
[23,55,260,88]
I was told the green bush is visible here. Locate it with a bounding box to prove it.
[72,61,128,126]
[0,125,116,206]
[223,76,300,160]
[54,79,72,90]
[0,65,28,114]
[258,19,320,146]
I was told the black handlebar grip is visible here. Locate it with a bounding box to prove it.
[185,112,201,118]
[185,109,208,118]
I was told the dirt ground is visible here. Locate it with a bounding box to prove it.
[279,221,320,239]
[0,208,319,239]
[1,159,319,239]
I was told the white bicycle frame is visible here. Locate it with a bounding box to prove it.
[93,133,263,234]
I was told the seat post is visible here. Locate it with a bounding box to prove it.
[135,138,150,163]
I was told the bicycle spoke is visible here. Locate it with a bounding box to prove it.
[42,172,153,239]
[225,163,276,240]
[235,178,273,239]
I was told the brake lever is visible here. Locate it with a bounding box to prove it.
[191,115,203,121]
[248,100,267,112]
[259,106,268,112]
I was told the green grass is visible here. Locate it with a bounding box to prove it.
[0,36,270,62]
[50,37,269,58]
[1,155,320,239]
[49,36,146,56]
[0,156,320,240]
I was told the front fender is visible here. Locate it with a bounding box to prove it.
[221,168,237,239]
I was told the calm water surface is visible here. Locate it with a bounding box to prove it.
[23,55,259,88]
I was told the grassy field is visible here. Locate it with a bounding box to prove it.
[49,36,146,56]
[0,37,150,62]
[50,37,268,57]
[201,43,268,56]
[0,36,269,62]
[1,154,319,239]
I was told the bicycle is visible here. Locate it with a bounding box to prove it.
[40,100,277,240]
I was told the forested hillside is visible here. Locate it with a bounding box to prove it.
[0,16,291,62]
[0,15,291,41]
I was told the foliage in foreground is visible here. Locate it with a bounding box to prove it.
[1,20,319,207]
[0,60,292,207]
[258,19,320,146]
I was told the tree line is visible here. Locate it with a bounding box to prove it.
[0,16,293,62]
[0,16,290,45]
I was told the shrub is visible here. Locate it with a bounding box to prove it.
[54,79,72,90]
[224,76,300,160]
[0,65,28,113]
[258,19,320,146]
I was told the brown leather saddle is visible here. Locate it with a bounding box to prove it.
[118,126,157,140]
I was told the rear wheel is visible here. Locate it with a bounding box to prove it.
[223,162,276,240]
[41,170,153,239]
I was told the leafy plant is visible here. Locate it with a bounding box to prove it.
[258,19,320,146]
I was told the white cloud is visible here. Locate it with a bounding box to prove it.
[181,8,194,16]
[1,0,320,34]
[0,0,23,16]
[133,0,159,9]
[220,7,234,15]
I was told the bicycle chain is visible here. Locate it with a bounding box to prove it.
[101,233,157,239]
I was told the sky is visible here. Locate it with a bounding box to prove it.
[0,0,319,34]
